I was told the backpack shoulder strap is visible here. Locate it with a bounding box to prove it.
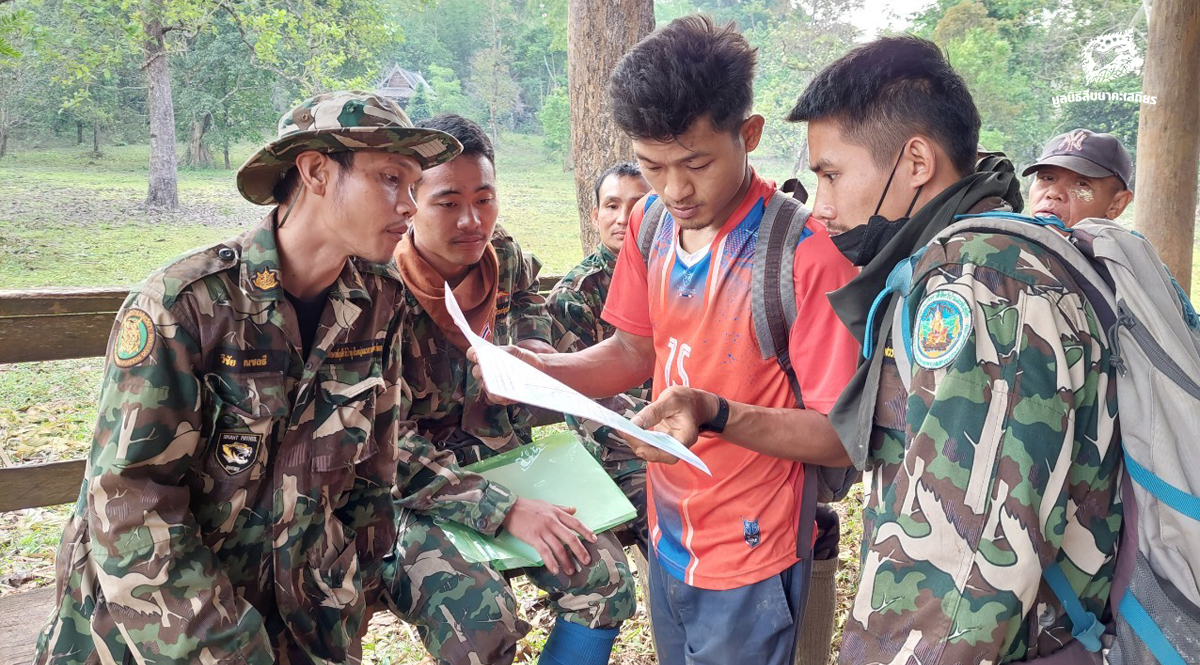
[887,212,1119,383]
[1043,561,1106,653]
[781,177,809,204]
[938,213,1118,329]
[638,197,668,270]
[751,190,811,408]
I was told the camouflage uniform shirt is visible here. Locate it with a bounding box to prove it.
[840,230,1122,663]
[393,227,553,532]
[547,244,650,400]
[37,212,408,665]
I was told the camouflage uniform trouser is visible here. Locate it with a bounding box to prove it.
[564,392,649,553]
[380,509,636,665]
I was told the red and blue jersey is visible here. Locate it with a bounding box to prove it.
[604,172,859,589]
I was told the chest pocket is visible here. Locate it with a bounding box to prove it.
[199,371,289,492]
[310,367,385,495]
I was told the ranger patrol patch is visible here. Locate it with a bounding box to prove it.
[113,309,156,368]
[914,290,972,370]
[215,432,261,475]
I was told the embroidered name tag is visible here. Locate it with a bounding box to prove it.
[325,340,384,364]
[214,349,287,373]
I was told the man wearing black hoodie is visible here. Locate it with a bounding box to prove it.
[789,37,1122,664]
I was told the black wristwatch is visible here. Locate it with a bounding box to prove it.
[699,394,729,434]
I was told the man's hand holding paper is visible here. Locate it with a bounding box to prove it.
[450,284,711,475]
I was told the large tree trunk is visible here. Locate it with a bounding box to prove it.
[1134,0,1200,290]
[144,11,179,209]
[184,112,214,168]
[76,121,83,145]
[566,0,654,254]
[0,129,8,159]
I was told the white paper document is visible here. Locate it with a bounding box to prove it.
[446,283,711,475]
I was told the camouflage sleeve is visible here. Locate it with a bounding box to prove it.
[851,237,1116,661]
[508,243,553,345]
[546,286,602,353]
[87,291,272,662]
[393,419,518,536]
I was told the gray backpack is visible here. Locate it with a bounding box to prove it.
[901,212,1200,664]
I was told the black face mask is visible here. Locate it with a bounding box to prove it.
[830,146,923,266]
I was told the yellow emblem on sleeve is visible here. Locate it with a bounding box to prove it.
[112,308,156,368]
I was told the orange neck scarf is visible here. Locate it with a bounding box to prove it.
[395,233,499,352]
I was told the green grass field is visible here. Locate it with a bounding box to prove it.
[0,133,587,290]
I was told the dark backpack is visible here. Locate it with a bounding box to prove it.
[633,180,858,559]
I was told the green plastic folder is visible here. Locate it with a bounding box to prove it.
[436,432,637,571]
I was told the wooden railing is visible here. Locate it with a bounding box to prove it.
[0,275,564,660]
[0,275,562,509]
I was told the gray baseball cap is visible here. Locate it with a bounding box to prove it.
[1022,128,1133,190]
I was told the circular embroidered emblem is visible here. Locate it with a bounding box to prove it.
[914,290,972,369]
[113,308,156,368]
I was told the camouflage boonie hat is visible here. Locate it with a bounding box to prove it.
[237,90,462,205]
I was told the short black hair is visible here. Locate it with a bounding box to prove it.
[416,114,494,164]
[609,15,757,141]
[787,35,980,177]
[272,150,355,205]
[593,161,644,206]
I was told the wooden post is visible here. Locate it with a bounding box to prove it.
[566,0,654,254]
[1133,0,1200,289]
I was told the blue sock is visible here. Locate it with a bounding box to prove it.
[538,618,620,665]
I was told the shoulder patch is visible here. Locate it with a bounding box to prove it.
[913,290,972,370]
[113,308,157,368]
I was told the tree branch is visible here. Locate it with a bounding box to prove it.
[215,0,309,89]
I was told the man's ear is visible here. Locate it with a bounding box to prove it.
[1107,187,1134,219]
[905,136,937,189]
[740,114,765,154]
[294,151,331,197]
[591,206,600,230]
